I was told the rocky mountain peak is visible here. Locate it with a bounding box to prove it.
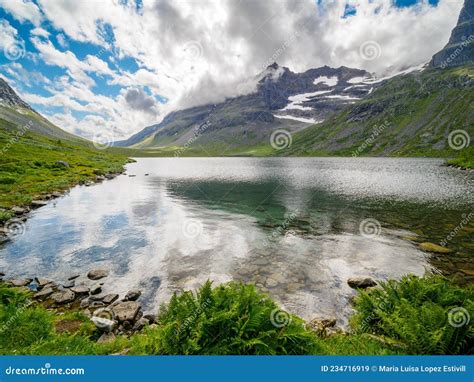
[431,0,474,67]
[0,78,33,111]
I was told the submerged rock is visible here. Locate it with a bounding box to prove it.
[87,269,109,280]
[419,242,453,253]
[347,277,377,289]
[103,293,119,305]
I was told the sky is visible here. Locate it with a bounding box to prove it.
[0,0,464,141]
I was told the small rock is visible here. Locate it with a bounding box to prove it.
[112,301,141,322]
[9,278,32,287]
[265,278,278,288]
[71,286,90,296]
[33,287,54,300]
[90,284,102,295]
[35,277,51,288]
[83,309,92,318]
[11,206,27,215]
[89,294,105,301]
[128,174,136,177]
[144,173,149,176]
[56,160,70,168]
[347,277,377,289]
[80,299,91,308]
[103,293,119,305]
[419,242,453,254]
[89,301,105,308]
[68,274,80,280]
[105,174,115,179]
[0,271,5,277]
[31,200,48,208]
[144,313,157,324]
[133,317,149,331]
[51,191,62,198]
[124,290,141,301]
[97,332,116,344]
[51,289,75,305]
[91,316,116,332]
[87,269,109,280]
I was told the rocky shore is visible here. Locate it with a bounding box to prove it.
[0,268,155,344]
[0,270,384,342]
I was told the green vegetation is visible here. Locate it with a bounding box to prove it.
[0,276,471,355]
[0,118,129,219]
[351,275,473,355]
[447,148,474,169]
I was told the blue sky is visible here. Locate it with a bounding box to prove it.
[0,0,462,140]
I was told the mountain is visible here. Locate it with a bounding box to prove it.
[115,64,374,150]
[0,78,80,141]
[284,0,473,157]
[431,0,474,68]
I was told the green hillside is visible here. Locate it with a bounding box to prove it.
[280,65,473,158]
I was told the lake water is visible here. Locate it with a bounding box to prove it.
[1,158,473,325]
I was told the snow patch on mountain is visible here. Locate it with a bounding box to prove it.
[314,76,338,86]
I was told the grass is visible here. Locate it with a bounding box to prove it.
[0,118,129,218]
[0,276,471,355]
[447,148,474,169]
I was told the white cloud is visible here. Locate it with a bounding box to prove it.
[0,19,22,52]
[11,0,465,139]
[0,0,43,26]
[30,27,50,38]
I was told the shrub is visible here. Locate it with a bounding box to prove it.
[351,275,473,354]
[138,281,318,355]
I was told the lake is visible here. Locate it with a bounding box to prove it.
[1,157,473,325]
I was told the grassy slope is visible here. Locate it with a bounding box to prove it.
[0,118,129,220]
[0,276,472,355]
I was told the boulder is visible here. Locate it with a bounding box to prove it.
[124,290,141,301]
[133,317,149,331]
[144,314,157,324]
[35,277,51,288]
[51,289,75,304]
[91,316,116,332]
[347,277,377,289]
[55,160,70,168]
[71,286,90,296]
[87,269,109,280]
[103,293,119,305]
[112,301,141,322]
[11,206,27,215]
[31,200,48,208]
[33,287,54,300]
[90,284,102,295]
[419,242,453,254]
[9,278,32,287]
[51,192,62,198]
